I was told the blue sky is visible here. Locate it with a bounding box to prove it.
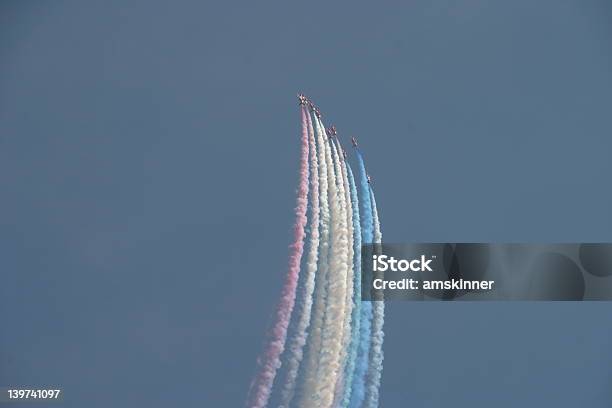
[1,1,612,406]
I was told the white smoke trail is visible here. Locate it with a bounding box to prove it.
[332,139,355,406]
[365,186,384,408]
[277,111,321,408]
[348,150,374,408]
[369,189,381,244]
[340,164,361,408]
[312,117,349,408]
[298,112,332,406]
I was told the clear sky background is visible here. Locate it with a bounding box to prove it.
[1,1,612,407]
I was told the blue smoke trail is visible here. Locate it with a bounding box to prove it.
[348,149,374,408]
[365,185,384,408]
[340,164,362,408]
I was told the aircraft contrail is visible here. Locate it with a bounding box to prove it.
[365,186,384,408]
[299,111,332,406]
[340,164,362,408]
[248,96,385,408]
[313,118,349,408]
[246,106,310,408]
[277,110,321,408]
[331,138,355,407]
[349,150,374,408]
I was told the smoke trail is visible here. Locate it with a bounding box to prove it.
[246,106,310,408]
[312,117,350,408]
[365,186,384,408]
[340,164,361,408]
[369,188,381,244]
[299,113,332,405]
[348,150,374,408]
[331,139,355,407]
[277,110,321,408]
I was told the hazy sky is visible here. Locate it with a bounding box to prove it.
[1,1,612,407]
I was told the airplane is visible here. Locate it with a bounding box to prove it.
[351,136,358,147]
[325,126,337,139]
[367,174,372,184]
[342,149,347,159]
[297,93,308,106]
[314,106,322,119]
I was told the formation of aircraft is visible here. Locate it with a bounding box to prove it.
[297,93,308,106]
[297,93,321,117]
[297,94,370,173]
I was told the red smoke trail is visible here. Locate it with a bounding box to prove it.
[277,109,321,408]
[246,106,310,408]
